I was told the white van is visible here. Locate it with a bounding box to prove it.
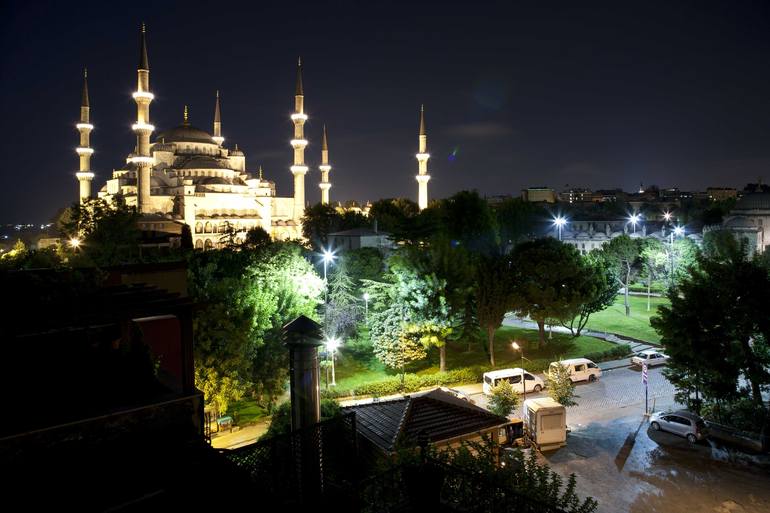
[523,397,567,450]
[548,358,601,383]
[482,368,544,395]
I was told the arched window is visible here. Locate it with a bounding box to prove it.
[204,222,212,233]
[195,222,203,234]
[195,239,203,250]
[204,239,214,250]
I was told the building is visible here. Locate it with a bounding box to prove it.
[328,227,395,251]
[552,219,702,255]
[722,192,770,254]
[87,27,314,247]
[559,187,601,204]
[706,187,737,202]
[342,388,510,459]
[521,187,557,203]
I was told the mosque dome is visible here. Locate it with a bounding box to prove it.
[155,124,214,144]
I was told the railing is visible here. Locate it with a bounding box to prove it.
[221,412,359,506]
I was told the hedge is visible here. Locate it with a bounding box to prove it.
[322,343,633,400]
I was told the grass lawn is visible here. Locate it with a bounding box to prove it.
[584,294,669,343]
[332,326,615,392]
[227,399,268,426]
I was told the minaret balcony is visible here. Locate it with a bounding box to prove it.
[76,172,95,180]
[318,182,332,191]
[212,136,225,145]
[127,155,155,164]
[415,174,431,183]
[416,152,430,161]
[132,91,155,101]
[290,165,309,174]
[318,164,331,172]
[76,147,94,155]
[76,123,94,130]
[290,139,308,149]
[291,113,308,121]
[132,122,155,132]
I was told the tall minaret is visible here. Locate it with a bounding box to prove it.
[290,57,309,221]
[212,90,224,146]
[415,104,431,210]
[131,23,155,214]
[318,125,331,204]
[75,68,94,203]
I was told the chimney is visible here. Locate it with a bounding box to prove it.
[282,315,323,431]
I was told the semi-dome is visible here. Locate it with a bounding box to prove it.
[155,124,214,144]
[734,192,770,211]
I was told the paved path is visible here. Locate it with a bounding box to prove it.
[211,419,270,449]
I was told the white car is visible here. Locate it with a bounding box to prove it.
[631,349,669,367]
[548,358,602,383]
[483,368,545,395]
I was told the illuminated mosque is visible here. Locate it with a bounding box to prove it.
[73,26,432,248]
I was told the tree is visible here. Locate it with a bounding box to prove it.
[368,198,419,235]
[325,261,361,339]
[560,254,616,337]
[488,380,519,418]
[475,254,513,366]
[651,250,770,439]
[509,238,588,347]
[598,235,639,316]
[243,226,271,250]
[639,238,667,311]
[180,224,193,250]
[493,198,547,250]
[441,190,498,255]
[546,362,578,407]
[343,247,384,289]
[301,203,342,248]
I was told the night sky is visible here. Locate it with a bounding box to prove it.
[2,0,770,223]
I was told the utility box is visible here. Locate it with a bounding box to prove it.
[522,397,566,451]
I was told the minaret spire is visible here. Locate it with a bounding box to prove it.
[290,58,309,224]
[76,68,95,203]
[415,104,431,210]
[183,105,190,126]
[131,23,155,213]
[212,90,224,146]
[319,124,332,204]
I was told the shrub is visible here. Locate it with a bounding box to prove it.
[488,380,519,417]
[584,344,631,363]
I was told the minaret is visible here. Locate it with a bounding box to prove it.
[415,104,431,210]
[212,90,224,146]
[131,23,155,214]
[318,125,331,204]
[75,68,94,203]
[290,57,309,221]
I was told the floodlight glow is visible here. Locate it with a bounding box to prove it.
[290,139,308,148]
[663,212,672,221]
[291,113,308,121]
[326,338,341,352]
[127,156,154,164]
[76,147,94,155]
[322,249,336,264]
[673,226,684,236]
[415,152,430,160]
[553,216,567,227]
[511,341,521,351]
[319,164,331,172]
[363,292,370,301]
[629,213,641,224]
[69,237,81,249]
[76,123,94,130]
[290,165,309,173]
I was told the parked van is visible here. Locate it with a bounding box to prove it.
[482,368,544,395]
[548,358,601,383]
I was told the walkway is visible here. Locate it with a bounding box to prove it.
[211,419,270,450]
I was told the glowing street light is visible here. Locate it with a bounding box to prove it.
[511,341,527,400]
[553,216,567,241]
[663,211,672,222]
[628,213,641,234]
[363,292,370,320]
[69,237,81,249]
[673,225,684,237]
[326,337,341,386]
[321,249,336,282]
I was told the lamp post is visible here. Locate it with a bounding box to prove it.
[321,249,336,327]
[553,216,566,241]
[69,237,81,250]
[670,226,684,285]
[511,341,525,401]
[326,337,340,386]
[363,292,370,321]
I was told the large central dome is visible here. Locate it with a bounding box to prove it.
[155,124,214,144]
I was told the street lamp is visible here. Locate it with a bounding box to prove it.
[663,211,672,223]
[628,213,641,234]
[322,249,336,282]
[553,216,567,241]
[363,292,370,320]
[69,237,81,249]
[326,337,340,386]
[668,226,684,287]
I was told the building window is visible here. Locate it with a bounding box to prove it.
[204,239,213,250]
[204,222,212,233]
[195,239,203,250]
[195,222,203,234]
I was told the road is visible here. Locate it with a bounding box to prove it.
[347,365,770,512]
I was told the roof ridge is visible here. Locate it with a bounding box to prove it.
[393,395,415,447]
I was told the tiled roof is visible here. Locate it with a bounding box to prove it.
[343,388,507,453]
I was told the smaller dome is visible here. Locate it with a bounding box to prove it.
[734,192,770,211]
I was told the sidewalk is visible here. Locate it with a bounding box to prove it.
[211,419,271,450]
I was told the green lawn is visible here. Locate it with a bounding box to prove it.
[584,294,668,343]
[332,326,615,392]
[227,399,268,426]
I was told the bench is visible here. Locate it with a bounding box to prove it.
[216,416,233,433]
